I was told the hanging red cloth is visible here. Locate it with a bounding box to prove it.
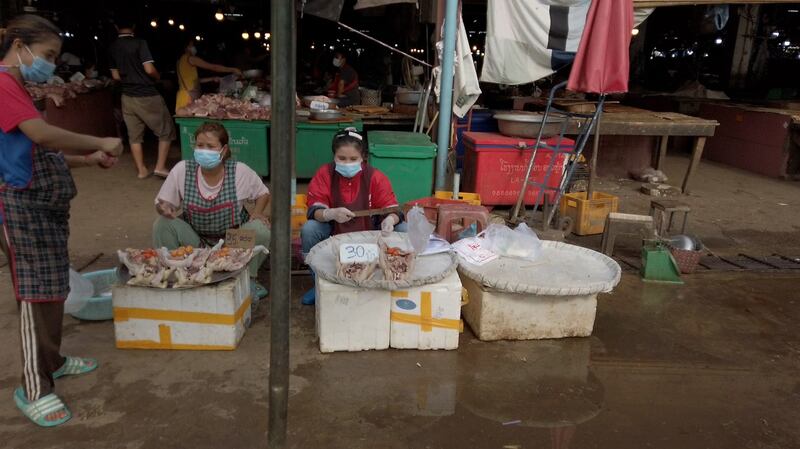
[567,0,633,94]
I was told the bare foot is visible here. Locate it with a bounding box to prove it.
[45,408,68,422]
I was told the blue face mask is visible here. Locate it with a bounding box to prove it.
[335,161,362,178]
[194,148,224,169]
[18,46,56,83]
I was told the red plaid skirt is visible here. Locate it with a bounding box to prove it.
[0,148,76,302]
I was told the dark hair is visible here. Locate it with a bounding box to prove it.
[195,122,232,160]
[334,49,349,60]
[0,14,62,58]
[332,127,365,157]
[114,12,136,30]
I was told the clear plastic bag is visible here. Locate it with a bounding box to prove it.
[406,206,435,254]
[481,223,542,262]
[64,269,93,314]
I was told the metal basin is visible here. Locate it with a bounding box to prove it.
[310,109,343,121]
[494,111,566,138]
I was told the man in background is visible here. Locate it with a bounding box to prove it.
[109,15,174,179]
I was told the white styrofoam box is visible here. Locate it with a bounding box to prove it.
[316,276,391,353]
[112,270,251,350]
[389,271,463,350]
[460,274,597,341]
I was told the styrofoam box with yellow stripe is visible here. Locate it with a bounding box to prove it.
[316,271,463,353]
[112,270,251,350]
[389,271,463,350]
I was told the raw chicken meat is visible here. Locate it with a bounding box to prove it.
[176,94,271,121]
[378,241,415,281]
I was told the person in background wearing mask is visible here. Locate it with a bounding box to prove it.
[153,122,271,301]
[0,14,123,427]
[327,50,360,107]
[300,128,404,305]
[108,15,175,179]
[176,39,241,110]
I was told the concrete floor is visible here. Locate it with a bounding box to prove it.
[0,149,799,448]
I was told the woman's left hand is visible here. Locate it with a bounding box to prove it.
[250,213,270,226]
[86,151,117,169]
[381,215,397,236]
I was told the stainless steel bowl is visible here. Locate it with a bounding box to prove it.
[302,96,339,108]
[494,111,566,138]
[396,91,422,105]
[310,109,343,121]
[668,235,703,251]
[243,69,263,79]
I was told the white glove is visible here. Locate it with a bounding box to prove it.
[321,207,355,224]
[381,215,398,236]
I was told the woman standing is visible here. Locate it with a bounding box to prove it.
[0,15,123,427]
[176,39,241,110]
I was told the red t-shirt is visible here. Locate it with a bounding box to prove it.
[0,71,40,189]
[307,163,398,211]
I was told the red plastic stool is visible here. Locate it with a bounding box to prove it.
[436,204,490,243]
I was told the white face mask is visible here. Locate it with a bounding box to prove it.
[189,46,198,56]
[332,57,343,68]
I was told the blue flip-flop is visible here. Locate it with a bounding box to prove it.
[53,356,98,380]
[13,387,71,427]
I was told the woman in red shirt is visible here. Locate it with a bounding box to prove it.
[301,128,405,304]
[0,15,123,427]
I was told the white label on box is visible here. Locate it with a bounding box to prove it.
[339,243,379,264]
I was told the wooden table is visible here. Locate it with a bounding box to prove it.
[556,104,719,193]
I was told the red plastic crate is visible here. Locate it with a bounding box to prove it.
[462,132,574,206]
[403,197,468,225]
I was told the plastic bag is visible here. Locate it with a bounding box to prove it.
[406,206,435,254]
[482,223,542,262]
[64,269,93,314]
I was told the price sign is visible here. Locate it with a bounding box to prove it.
[226,229,256,249]
[339,243,379,264]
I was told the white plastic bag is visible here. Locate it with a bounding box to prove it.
[482,223,542,262]
[406,206,435,254]
[64,269,93,314]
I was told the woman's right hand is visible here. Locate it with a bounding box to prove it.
[322,207,355,224]
[156,200,178,219]
[99,137,124,157]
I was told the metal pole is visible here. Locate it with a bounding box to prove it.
[586,118,600,199]
[434,0,459,190]
[268,1,295,447]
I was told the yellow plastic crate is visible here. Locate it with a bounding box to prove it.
[559,192,619,236]
[434,191,482,206]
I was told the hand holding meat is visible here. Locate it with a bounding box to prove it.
[99,137,124,157]
[322,207,355,223]
[381,215,398,236]
[86,150,117,168]
[156,200,178,219]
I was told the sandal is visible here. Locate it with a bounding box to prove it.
[250,281,269,300]
[13,387,71,427]
[53,356,98,380]
[153,170,170,179]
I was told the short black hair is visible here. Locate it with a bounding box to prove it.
[114,12,136,30]
[332,127,366,158]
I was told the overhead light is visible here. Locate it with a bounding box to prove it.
[329,45,334,50]
[150,20,157,28]
[784,40,791,46]
[631,28,639,36]
[788,9,798,13]
[265,33,271,39]
[214,11,224,21]
[178,24,185,31]
[93,35,98,41]
[168,19,174,26]
[254,32,261,39]
[310,43,315,49]
[195,35,201,41]
[715,38,723,45]
[472,45,477,51]
[242,32,250,40]
[772,31,780,37]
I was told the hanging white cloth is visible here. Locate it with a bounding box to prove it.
[433,14,482,118]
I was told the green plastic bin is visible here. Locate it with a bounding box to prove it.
[296,120,363,178]
[175,117,270,176]
[368,131,437,205]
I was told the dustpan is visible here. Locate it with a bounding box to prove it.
[640,240,683,284]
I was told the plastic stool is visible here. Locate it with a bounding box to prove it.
[601,212,655,257]
[649,200,691,237]
[436,204,490,243]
